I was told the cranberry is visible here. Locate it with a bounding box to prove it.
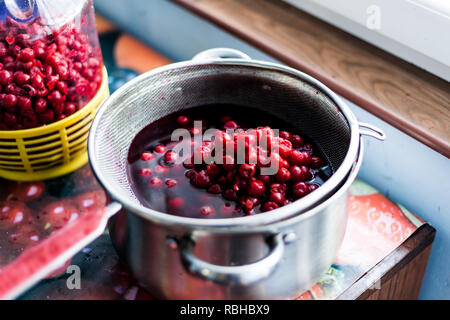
[164,151,178,164]
[200,206,215,217]
[139,168,153,176]
[0,201,29,230]
[155,145,166,154]
[14,71,30,85]
[63,102,76,116]
[276,167,291,183]
[206,163,220,177]
[248,179,266,197]
[18,48,35,62]
[165,179,178,188]
[293,182,310,199]
[289,166,305,182]
[39,201,79,231]
[2,93,17,108]
[290,134,304,148]
[39,109,54,124]
[177,116,189,126]
[0,69,12,85]
[300,166,312,181]
[17,96,31,111]
[263,201,279,212]
[8,224,40,247]
[168,198,184,210]
[279,131,291,140]
[141,152,155,161]
[11,182,45,202]
[35,98,47,113]
[309,184,319,192]
[192,170,211,188]
[222,155,235,171]
[290,150,311,166]
[208,184,222,194]
[74,190,107,212]
[224,189,238,201]
[270,183,286,194]
[224,120,238,130]
[149,177,163,188]
[238,164,256,179]
[269,192,285,205]
[310,156,324,169]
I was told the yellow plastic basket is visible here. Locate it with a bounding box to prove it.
[0,68,109,181]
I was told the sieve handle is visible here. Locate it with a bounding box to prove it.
[179,233,288,286]
[359,122,386,141]
[192,48,251,61]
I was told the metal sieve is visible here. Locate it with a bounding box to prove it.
[88,48,384,228]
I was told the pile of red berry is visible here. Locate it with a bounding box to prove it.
[131,112,329,218]
[0,17,103,130]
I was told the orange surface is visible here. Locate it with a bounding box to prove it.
[114,35,172,74]
[95,15,117,34]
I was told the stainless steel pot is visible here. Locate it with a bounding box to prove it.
[88,48,385,299]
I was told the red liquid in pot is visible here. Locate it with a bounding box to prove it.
[127,105,331,219]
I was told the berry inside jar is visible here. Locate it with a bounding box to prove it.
[127,105,332,219]
[0,0,103,130]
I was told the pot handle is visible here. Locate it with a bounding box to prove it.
[359,122,386,141]
[179,233,289,286]
[192,48,251,61]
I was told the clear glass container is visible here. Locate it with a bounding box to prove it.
[0,0,103,130]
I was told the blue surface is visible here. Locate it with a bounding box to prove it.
[94,0,450,299]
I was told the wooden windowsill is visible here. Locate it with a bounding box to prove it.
[173,0,450,158]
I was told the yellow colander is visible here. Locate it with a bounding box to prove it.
[0,68,109,181]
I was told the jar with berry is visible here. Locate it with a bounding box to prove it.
[0,0,104,130]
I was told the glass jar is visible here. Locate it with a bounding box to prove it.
[0,0,104,130]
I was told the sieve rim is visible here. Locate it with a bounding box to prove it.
[88,57,361,229]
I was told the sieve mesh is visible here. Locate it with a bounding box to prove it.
[91,64,351,205]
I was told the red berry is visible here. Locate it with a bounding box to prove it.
[141,152,155,161]
[310,156,324,169]
[18,48,35,62]
[165,179,178,188]
[248,179,266,197]
[14,71,30,85]
[293,182,310,199]
[3,94,17,109]
[35,98,47,113]
[149,177,163,187]
[263,201,279,212]
[208,184,222,194]
[290,150,311,166]
[168,198,184,210]
[276,167,291,183]
[289,165,305,182]
[164,151,178,164]
[301,165,313,181]
[40,201,79,231]
[269,192,285,205]
[155,145,166,153]
[200,206,215,217]
[12,182,45,202]
[192,170,211,188]
[238,163,256,179]
[177,115,189,126]
[290,134,304,148]
[0,201,29,230]
[222,155,235,171]
[74,190,107,212]
[224,120,238,130]
[139,168,153,176]
[206,163,220,177]
[0,70,12,85]
[309,184,319,192]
